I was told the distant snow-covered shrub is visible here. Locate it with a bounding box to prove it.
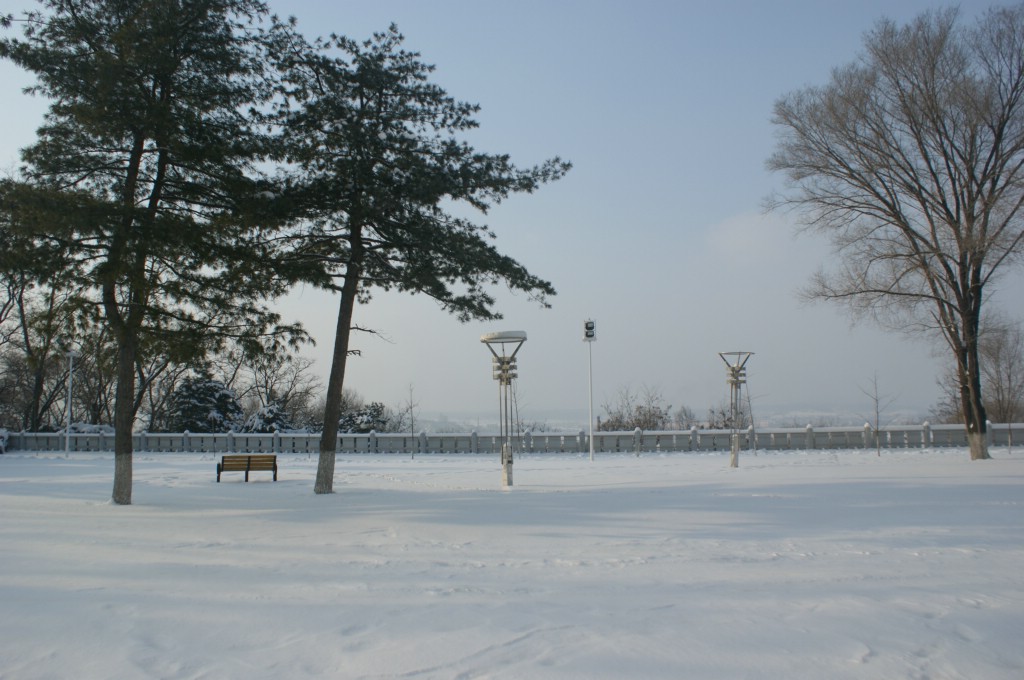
[242,402,294,433]
[166,376,244,433]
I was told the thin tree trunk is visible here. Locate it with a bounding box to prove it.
[108,135,152,504]
[315,226,364,495]
[28,367,46,432]
[17,283,51,431]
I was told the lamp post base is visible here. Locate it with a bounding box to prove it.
[501,445,513,487]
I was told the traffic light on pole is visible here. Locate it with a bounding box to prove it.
[583,319,596,342]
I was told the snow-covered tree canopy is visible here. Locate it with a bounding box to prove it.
[166,376,243,433]
[241,401,294,433]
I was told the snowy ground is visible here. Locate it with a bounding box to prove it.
[1,448,1022,680]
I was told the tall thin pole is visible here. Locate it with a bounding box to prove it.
[64,351,76,456]
[588,340,594,462]
[583,319,596,461]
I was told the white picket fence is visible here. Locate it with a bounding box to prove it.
[3,422,1020,454]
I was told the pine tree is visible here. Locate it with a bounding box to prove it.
[274,26,570,493]
[167,376,243,433]
[338,401,390,434]
[1,1,303,503]
[242,400,294,433]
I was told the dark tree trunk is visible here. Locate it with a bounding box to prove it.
[17,285,51,432]
[27,365,46,432]
[315,225,364,495]
[960,298,990,460]
[108,137,147,504]
[111,337,136,504]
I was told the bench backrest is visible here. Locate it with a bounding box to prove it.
[220,454,277,470]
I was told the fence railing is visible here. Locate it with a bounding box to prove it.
[3,422,1020,455]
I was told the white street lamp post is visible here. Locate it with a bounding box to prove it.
[719,351,753,468]
[481,330,527,488]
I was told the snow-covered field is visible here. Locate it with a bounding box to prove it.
[1,448,1022,679]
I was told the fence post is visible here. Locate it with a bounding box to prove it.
[578,430,586,454]
[418,430,428,454]
[986,420,993,448]
[183,430,190,453]
[524,430,533,454]
[633,427,643,456]
[805,424,814,450]
[922,421,931,448]
[471,431,479,453]
[369,429,377,453]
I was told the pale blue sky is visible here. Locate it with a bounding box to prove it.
[3,1,1019,427]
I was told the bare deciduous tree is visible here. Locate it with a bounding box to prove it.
[979,315,1024,423]
[137,361,192,433]
[768,6,1024,460]
[0,276,15,350]
[7,282,73,431]
[859,372,898,456]
[400,384,419,437]
[704,399,750,430]
[599,385,673,431]
[236,352,322,424]
[932,313,1024,423]
[673,405,699,429]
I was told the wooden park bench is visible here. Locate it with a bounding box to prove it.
[216,454,278,482]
